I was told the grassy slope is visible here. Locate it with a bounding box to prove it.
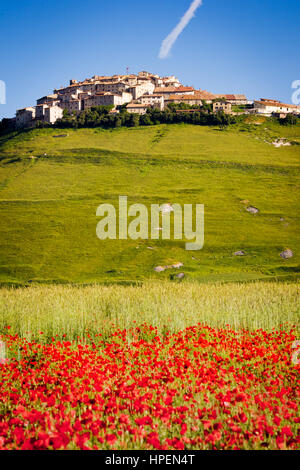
[0,121,299,284]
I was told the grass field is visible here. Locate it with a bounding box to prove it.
[0,121,299,285]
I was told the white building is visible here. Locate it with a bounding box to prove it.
[253,99,300,116]
[128,81,155,99]
[160,75,181,88]
[138,94,164,110]
[120,91,133,104]
[44,105,63,124]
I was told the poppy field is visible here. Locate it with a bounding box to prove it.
[0,322,299,450]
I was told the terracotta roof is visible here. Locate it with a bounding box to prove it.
[126,103,150,108]
[225,94,235,100]
[167,93,203,101]
[254,100,298,109]
[154,86,194,93]
[261,98,280,103]
[197,90,216,100]
[224,94,247,100]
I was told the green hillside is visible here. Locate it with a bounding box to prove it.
[0,121,299,285]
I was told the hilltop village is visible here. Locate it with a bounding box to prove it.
[14,71,300,128]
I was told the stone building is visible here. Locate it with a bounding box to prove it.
[224,94,247,105]
[213,101,232,113]
[15,71,262,127]
[196,90,217,104]
[128,81,155,99]
[16,107,36,128]
[160,75,181,88]
[95,81,128,94]
[36,94,59,105]
[154,86,195,100]
[84,91,132,109]
[138,94,164,110]
[44,105,63,124]
[35,103,50,120]
[61,99,82,113]
[165,93,203,106]
[126,103,151,115]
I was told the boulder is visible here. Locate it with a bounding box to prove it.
[246,206,259,214]
[280,249,293,259]
[171,262,184,268]
[175,273,185,280]
[154,266,167,272]
[170,272,185,280]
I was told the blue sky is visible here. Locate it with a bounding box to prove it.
[0,0,299,119]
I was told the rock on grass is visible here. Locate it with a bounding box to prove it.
[280,249,293,259]
[246,206,259,214]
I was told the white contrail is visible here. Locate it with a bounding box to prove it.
[159,0,203,59]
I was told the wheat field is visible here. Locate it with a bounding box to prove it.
[0,281,299,342]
